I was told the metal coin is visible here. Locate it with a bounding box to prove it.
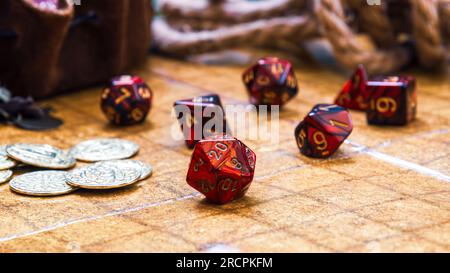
[134,160,153,180]
[9,171,77,196]
[0,170,13,184]
[6,143,76,169]
[66,162,141,189]
[0,145,16,170]
[101,160,153,181]
[69,138,140,162]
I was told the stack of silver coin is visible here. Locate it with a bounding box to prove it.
[0,138,153,197]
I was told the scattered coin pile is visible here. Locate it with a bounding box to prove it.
[0,138,153,197]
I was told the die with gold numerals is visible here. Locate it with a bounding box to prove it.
[295,104,353,159]
[366,76,417,126]
[186,134,256,205]
[174,94,230,149]
[335,64,369,111]
[101,75,153,126]
[243,57,298,107]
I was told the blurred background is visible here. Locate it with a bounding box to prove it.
[0,0,449,99]
[151,0,450,68]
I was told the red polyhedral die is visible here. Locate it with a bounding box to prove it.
[295,104,353,158]
[174,94,229,149]
[186,134,256,205]
[366,76,417,126]
[243,57,299,107]
[101,75,152,126]
[335,65,369,110]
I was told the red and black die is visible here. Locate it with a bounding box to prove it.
[186,134,256,205]
[101,75,152,126]
[243,57,299,107]
[335,65,369,110]
[174,94,229,149]
[295,104,353,158]
[366,76,417,126]
[335,65,417,126]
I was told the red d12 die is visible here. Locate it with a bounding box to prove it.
[335,65,369,110]
[186,134,256,205]
[295,104,353,158]
[101,75,152,126]
[174,94,229,149]
[366,76,417,126]
[243,57,299,107]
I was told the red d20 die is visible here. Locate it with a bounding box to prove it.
[101,75,153,126]
[243,57,299,107]
[295,104,353,158]
[186,134,256,205]
[366,76,417,126]
[174,94,229,149]
[335,65,369,110]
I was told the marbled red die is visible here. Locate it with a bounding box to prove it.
[295,104,353,158]
[335,65,369,110]
[174,94,229,149]
[101,75,152,126]
[243,57,299,107]
[366,76,417,126]
[186,134,256,205]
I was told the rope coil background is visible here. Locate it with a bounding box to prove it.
[153,0,450,74]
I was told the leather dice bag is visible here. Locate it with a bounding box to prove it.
[0,0,152,99]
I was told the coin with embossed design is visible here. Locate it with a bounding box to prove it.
[0,145,17,170]
[69,138,139,162]
[101,160,153,181]
[0,170,13,184]
[9,171,77,196]
[66,161,141,189]
[6,143,76,169]
[6,143,76,170]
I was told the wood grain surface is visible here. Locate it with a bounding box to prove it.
[0,55,449,253]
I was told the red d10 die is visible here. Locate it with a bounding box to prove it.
[295,104,353,158]
[187,134,256,205]
[243,57,299,107]
[101,75,152,126]
[174,94,229,149]
[335,65,369,110]
[366,76,417,126]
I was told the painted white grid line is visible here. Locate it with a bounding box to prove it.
[0,70,448,248]
[0,193,200,243]
[346,140,450,182]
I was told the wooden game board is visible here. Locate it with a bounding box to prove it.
[0,56,449,253]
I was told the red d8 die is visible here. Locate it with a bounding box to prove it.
[187,135,256,205]
[101,75,152,126]
[366,76,417,126]
[335,65,369,110]
[243,57,298,107]
[295,104,353,158]
[174,94,229,149]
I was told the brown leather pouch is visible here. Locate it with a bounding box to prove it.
[0,0,152,98]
